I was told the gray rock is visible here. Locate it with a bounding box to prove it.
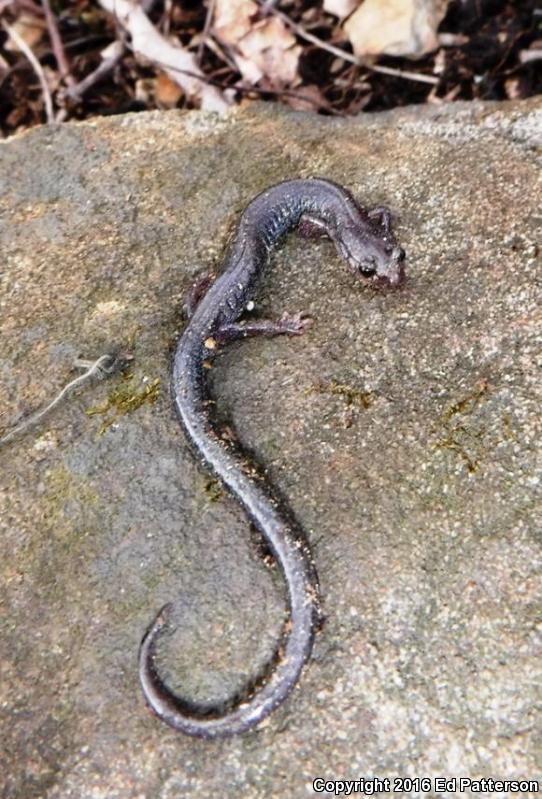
[0,99,541,798]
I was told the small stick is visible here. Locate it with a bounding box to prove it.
[255,0,440,86]
[64,43,123,103]
[201,33,239,73]
[368,63,439,85]
[197,0,216,65]
[1,19,54,122]
[41,0,75,87]
[158,0,172,35]
[0,351,131,448]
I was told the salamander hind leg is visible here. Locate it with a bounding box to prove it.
[215,312,313,343]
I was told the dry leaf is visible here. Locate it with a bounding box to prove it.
[100,40,124,60]
[504,78,521,99]
[99,0,229,112]
[323,0,359,20]
[214,0,256,44]
[233,54,264,84]
[155,73,183,107]
[214,0,301,86]
[135,78,154,105]
[241,18,301,85]
[4,13,45,53]
[433,47,446,75]
[344,0,450,58]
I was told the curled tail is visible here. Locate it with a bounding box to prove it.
[138,509,319,738]
[138,370,320,739]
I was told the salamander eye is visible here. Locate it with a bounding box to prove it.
[359,257,376,275]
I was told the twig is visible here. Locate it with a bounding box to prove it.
[159,0,172,36]
[97,0,229,112]
[0,351,132,448]
[64,41,124,103]
[256,0,439,86]
[202,33,239,74]
[367,63,439,85]
[40,0,75,90]
[1,18,54,122]
[197,0,216,65]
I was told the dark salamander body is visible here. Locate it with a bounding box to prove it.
[139,178,406,738]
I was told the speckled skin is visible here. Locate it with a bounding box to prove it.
[139,178,405,738]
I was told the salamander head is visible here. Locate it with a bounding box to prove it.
[335,217,406,287]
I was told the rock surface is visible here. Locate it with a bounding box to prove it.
[0,99,541,798]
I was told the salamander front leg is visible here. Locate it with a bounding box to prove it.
[215,312,313,344]
[298,214,329,239]
[368,206,393,234]
[183,271,217,318]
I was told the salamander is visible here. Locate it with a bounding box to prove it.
[139,178,406,738]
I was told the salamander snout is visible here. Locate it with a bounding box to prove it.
[379,246,406,286]
[336,228,406,287]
